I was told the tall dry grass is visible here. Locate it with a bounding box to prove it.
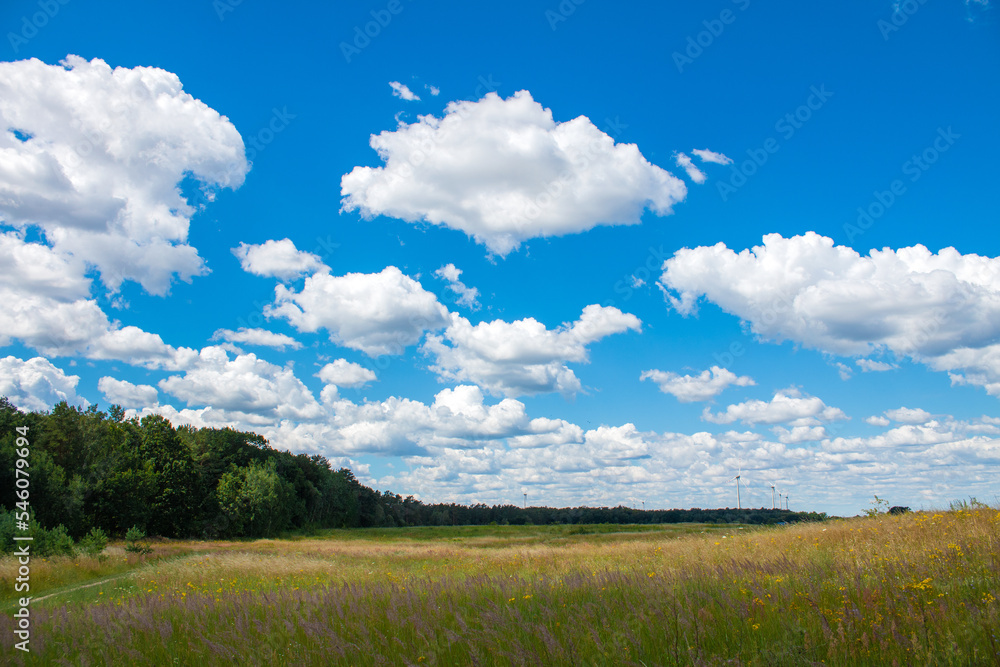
[2,510,997,665]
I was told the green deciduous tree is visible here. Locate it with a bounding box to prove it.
[216,459,295,537]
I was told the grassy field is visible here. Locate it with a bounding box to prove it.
[2,510,998,665]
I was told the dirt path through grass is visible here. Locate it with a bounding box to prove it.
[32,572,134,603]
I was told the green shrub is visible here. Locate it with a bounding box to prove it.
[35,523,76,557]
[124,525,153,555]
[0,507,76,557]
[78,527,109,556]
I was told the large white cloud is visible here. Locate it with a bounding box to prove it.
[316,359,377,388]
[702,388,848,426]
[232,239,326,281]
[660,233,1000,397]
[341,90,687,255]
[0,55,247,295]
[0,57,244,373]
[0,356,85,412]
[0,248,193,367]
[267,266,449,356]
[424,304,641,397]
[98,376,159,407]
[0,231,89,301]
[157,346,322,421]
[883,407,933,424]
[641,366,755,402]
[0,232,107,355]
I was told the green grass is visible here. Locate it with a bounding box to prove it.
[2,511,998,665]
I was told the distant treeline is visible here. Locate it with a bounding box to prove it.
[0,398,827,541]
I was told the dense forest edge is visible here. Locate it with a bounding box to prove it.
[1,397,828,553]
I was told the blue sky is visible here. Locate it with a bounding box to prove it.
[1,0,997,515]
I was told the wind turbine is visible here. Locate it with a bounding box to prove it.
[731,464,743,510]
[522,487,527,509]
[769,481,777,510]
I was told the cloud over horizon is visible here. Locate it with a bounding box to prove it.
[660,232,1000,398]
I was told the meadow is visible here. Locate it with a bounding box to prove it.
[2,509,998,666]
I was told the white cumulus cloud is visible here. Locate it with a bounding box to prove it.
[158,346,322,421]
[341,90,687,255]
[660,232,1000,397]
[316,359,377,388]
[267,266,449,356]
[98,376,159,407]
[702,388,848,426]
[641,366,755,402]
[424,305,641,397]
[0,356,85,411]
[435,263,480,309]
[0,55,247,295]
[884,407,933,424]
[232,239,326,281]
[772,425,828,444]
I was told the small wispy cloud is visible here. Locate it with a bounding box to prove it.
[965,0,991,22]
[425,84,440,96]
[211,327,303,351]
[691,148,733,165]
[435,263,480,309]
[674,152,706,184]
[857,358,897,372]
[389,81,420,101]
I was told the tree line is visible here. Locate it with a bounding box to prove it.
[0,398,827,546]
